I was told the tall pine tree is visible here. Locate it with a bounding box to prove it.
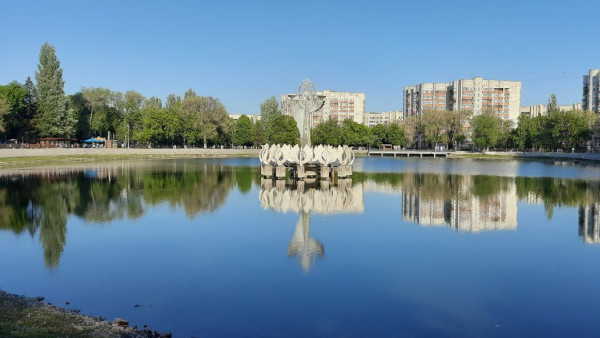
[35,42,75,137]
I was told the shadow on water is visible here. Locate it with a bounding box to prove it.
[1,161,600,268]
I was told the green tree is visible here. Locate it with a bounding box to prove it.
[233,115,254,146]
[371,124,388,147]
[0,81,28,140]
[422,110,446,147]
[0,97,8,134]
[547,93,559,114]
[35,43,75,137]
[341,119,371,147]
[181,95,229,148]
[260,96,282,143]
[82,87,112,135]
[270,115,299,145]
[386,123,405,146]
[472,114,501,151]
[550,110,590,150]
[253,120,266,146]
[515,114,536,150]
[311,119,342,146]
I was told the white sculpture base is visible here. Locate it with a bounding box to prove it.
[259,144,354,181]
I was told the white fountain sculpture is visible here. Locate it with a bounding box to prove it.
[259,79,355,180]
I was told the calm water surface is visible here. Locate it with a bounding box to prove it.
[1,157,600,337]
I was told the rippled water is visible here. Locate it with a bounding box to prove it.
[1,157,600,337]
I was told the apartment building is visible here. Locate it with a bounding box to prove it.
[363,111,403,127]
[230,114,261,124]
[520,103,583,117]
[583,69,600,113]
[281,90,365,128]
[403,77,522,126]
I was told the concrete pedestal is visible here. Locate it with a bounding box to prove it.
[319,166,330,180]
[261,164,273,178]
[275,179,286,190]
[276,166,287,179]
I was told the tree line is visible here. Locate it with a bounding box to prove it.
[0,42,300,148]
[2,43,598,151]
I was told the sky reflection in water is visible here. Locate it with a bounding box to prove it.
[1,157,600,337]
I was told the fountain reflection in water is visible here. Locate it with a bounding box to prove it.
[260,178,363,271]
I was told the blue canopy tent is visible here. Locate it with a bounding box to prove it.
[83,138,103,143]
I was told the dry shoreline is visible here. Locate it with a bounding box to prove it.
[0,289,170,337]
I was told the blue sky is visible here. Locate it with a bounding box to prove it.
[1,0,598,115]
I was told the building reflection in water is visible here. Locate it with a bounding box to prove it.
[398,174,518,232]
[260,179,363,271]
[579,203,600,243]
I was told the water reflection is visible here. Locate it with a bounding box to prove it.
[579,203,600,243]
[400,174,518,232]
[2,162,600,269]
[0,163,256,268]
[260,179,363,271]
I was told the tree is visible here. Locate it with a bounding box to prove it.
[422,110,447,147]
[233,115,254,146]
[547,93,559,114]
[253,120,266,146]
[0,97,8,133]
[260,96,282,143]
[398,117,418,148]
[341,119,371,147]
[515,114,536,150]
[82,87,111,135]
[181,95,229,148]
[35,43,75,137]
[23,77,38,141]
[550,110,590,150]
[0,81,28,140]
[269,115,299,145]
[472,114,501,151]
[311,119,342,146]
[386,123,405,146]
[371,124,388,147]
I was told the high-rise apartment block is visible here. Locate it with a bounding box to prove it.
[281,90,365,128]
[583,69,600,113]
[403,77,522,126]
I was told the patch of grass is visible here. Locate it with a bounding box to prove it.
[0,152,257,169]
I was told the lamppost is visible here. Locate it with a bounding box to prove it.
[127,123,130,149]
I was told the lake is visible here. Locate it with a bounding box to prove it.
[1,157,600,337]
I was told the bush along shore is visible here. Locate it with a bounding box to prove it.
[0,289,171,337]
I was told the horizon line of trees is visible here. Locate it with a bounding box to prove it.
[2,43,599,151]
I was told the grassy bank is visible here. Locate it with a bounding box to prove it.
[0,152,258,168]
[449,151,600,164]
[0,290,162,337]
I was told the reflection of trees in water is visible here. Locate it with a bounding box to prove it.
[515,177,598,219]
[0,164,257,268]
[138,166,236,217]
[36,182,79,268]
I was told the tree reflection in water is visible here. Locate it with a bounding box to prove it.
[1,163,600,269]
[0,164,256,268]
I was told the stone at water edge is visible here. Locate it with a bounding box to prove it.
[113,318,129,327]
